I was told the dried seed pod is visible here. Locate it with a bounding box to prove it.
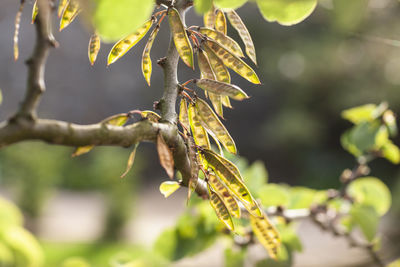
[203,6,216,28]
[250,212,281,260]
[204,149,243,181]
[31,0,38,24]
[179,98,191,136]
[60,0,80,31]
[215,10,227,35]
[157,133,175,179]
[208,172,240,218]
[142,25,160,86]
[208,184,234,231]
[195,98,236,154]
[14,1,24,61]
[141,110,161,122]
[226,10,257,65]
[188,103,211,149]
[199,27,244,58]
[205,39,260,84]
[221,96,232,108]
[107,19,154,65]
[202,46,230,84]
[168,8,194,68]
[58,0,68,18]
[88,33,101,65]
[121,143,139,178]
[187,136,199,203]
[195,78,249,101]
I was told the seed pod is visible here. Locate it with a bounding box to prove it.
[142,25,160,86]
[202,148,253,206]
[204,149,243,181]
[88,33,101,65]
[60,0,80,31]
[195,79,249,101]
[208,172,240,218]
[58,0,68,18]
[203,6,216,28]
[226,10,257,65]
[121,143,139,178]
[195,98,236,154]
[107,19,153,65]
[187,136,199,203]
[199,27,244,58]
[157,133,175,179]
[205,39,260,84]
[179,98,191,136]
[202,46,230,84]
[188,103,211,149]
[221,96,232,108]
[215,10,227,35]
[168,8,194,68]
[208,184,234,231]
[243,196,263,217]
[14,1,24,61]
[141,110,161,122]
[250,212,281,260]
[31,0,38,24]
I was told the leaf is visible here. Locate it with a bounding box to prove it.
[199,27,244,58]
[256,0,317,26]
[226,10,257,65]
[60,0,80,31]
[71,145,94,157]
[14,1,24,61]
[195,79,249,100]
[203,46,231,83]
[92,0,154,42]
[215,10,227,35]
[168,8,194,69]
[341,104,381,124]
[159,181,181,198]
[224,247,247,267]
[203,6,216,28]
[350,204,379,242]
[195,98,236,154]
[243,160,268,195]
[387,259,400,267]
[142,25,160,86]
[157,133,175,179]
[250,212,281,260]
[208,172,241,218]
[31,0,38,24]
[214,0,248,10]
[208,184,235,231]
[188,103,211,149]
[107,19,153,65]
[347,177,391,215]
[205,39,260,84]
[287,187,316,209]
[194,0,213,14]
[141,110,161,122]
[120,143,139,178]
[278,223,302,252]
[381,142,400,164]
[88,33,101,66]
[258,184,290,208]
[58,0,68,18]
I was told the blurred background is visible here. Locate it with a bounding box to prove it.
[0,0,400,266]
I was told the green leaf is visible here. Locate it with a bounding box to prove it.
[258,184,290,208]
[0,242,13,266]
[159,181,180,198]
[224,247,247,267]
[61,257,91,267]
[0,198,23,227]
[350,205,379,242]
[339,215,355,233]
[153,228,177,260]
[287,187,316,209]
[243,160,268,196]
[347,177,391,216]
[194,0,213,14]
[92,0,155,42]
[381,142,400,164]
[277,223,302,252]
[341,104,379,124]
[214,0,248,10]
[256,0,317,26]
[255,245,290,267]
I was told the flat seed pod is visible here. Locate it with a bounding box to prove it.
[203,46,230,83]
[250,212,281,260]
[142,25,160,86]
[199,27,244,58]
[205,39,260,84]
[58,0,68,18]
[202,148,253,205]
[226,10,257,65]
[157,133,175,179]
[179,98,191,136]
[31,0,38,24]
[14,1,24,61]
[188,103,211,149]
[60,0,80,31]
[120,143,139,178]
[195,78,249,101]
[215,10,227,35]
[204,149,243,181]
[88,33,101,66]
[203,6,216,28]
[107,19,153,65]
[208,184,234,231]
[195,98,236,154]
[221,96,232,108]
[141,110,161,122]
[168,8,194,69]
[208,172,240,218]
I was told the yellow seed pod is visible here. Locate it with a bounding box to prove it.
[142,25,160,86]
[60,0,80,31]
[168,8,194,69]
[199,27,244,58]
[188,103,211,149]
[202,46,230,84]
[88,33,101,66]
[221,96,232,108]
[208,184,235,231]
[107,19,154,65]
[215,10,227,35]
[195,79,249,101]
[226,10,257,65]
[195,98,236,154]
[141,110,161,122]
[187,136,199,203]
[31,0,38,24]
[208,172,240,218]
[179,98,191,136]
[205,149,243,181]
[250,212,281,260]
[205,39,260,84]
[203,6,216,28]
[58,0,68,18]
